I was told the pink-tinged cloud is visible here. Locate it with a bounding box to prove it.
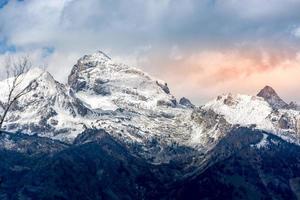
[138,49,300,104]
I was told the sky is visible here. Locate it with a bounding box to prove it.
[1,0,300,104]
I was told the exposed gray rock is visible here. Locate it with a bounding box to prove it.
[50,119,58,126]
[179,97,195,108]
[257,85,288,109]
[156,81,170,94]
[278,114,290,129]
[287,101,300,111]
[68,51,111,89]
[73,79,87,92]
[157,99,176,107]
[223,94,237,106]
[93,79,111,96]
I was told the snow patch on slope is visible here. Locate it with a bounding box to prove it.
[251,133,268,149]
[0,68,44,102]
[75,91,118,111]
[203,94,274,132]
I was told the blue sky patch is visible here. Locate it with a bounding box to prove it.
[0,39,16,54]
[0,0,8,8]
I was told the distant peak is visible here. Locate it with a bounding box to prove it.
[96,51,111,60]
[68,51,112,85]
[97,50,111,59]
[23,68,48,81]
[80,51,111,63]
[257,85,287,109]
[26,67,45,75]
[257,86,277,97]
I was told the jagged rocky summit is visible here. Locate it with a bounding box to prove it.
[257,85,288,109]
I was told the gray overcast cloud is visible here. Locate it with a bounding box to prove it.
[1,0,300,103]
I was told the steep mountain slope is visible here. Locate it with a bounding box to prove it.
[0,130,163,200]
[68,51,177,111]
[0,68,89,142]
[169,128,300,200]
[1,128,300,200]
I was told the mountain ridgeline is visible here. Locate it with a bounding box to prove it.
[1,51,300,199]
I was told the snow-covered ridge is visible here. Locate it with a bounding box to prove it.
[203,92,300,144]
[203,94,274,131]
[67,51,179,112]
[1,51,300,159]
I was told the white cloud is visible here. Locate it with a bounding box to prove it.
[217,0,300,19]
[292,27,300,38]
[169,45,183,61]
[1,0,300,103]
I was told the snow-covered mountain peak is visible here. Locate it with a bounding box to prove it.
[80,51,111,63]
[0,68,45,100]
[68,51,177,111]
[24,67,45,77]
[0,67,88,140]
[20,68,68,97]
[258,85,277,96]
[68,52,112,85]
[257,85,288,109]
[203,92,300,144]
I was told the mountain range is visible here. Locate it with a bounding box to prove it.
[1,51,300,199]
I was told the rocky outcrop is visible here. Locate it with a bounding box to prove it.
[156,81,170,94]
[257,85,288,109]
[287,101,300,110]
[179,97,195,108]
[68,51,111,89]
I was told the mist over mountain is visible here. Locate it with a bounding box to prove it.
[1,51,300,199]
